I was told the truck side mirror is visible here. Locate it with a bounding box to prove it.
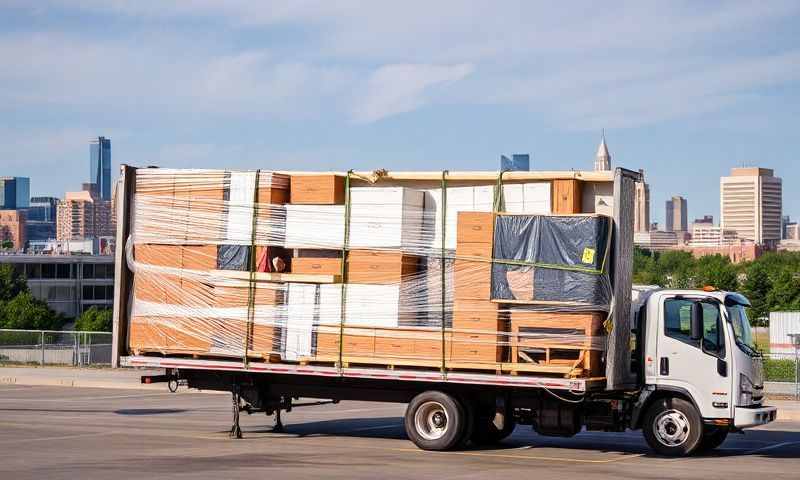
[690,302,703,341]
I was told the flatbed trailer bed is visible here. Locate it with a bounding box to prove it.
[123,355,606,392]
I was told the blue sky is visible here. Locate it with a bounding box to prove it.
[1,1,798,225]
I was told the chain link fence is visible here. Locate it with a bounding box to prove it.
[0,329,113,367]
[763,351,800,400]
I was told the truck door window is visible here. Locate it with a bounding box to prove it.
[700,303,725,358]
[664,298,696,346]
[663,298,725,357]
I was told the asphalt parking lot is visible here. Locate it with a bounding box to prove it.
[0,385,798,480]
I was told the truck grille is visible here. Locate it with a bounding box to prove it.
[752,355,764,387]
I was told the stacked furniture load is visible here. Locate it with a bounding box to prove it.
[125,169,613,378]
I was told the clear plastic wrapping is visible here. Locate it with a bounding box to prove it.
[125,168,612,378]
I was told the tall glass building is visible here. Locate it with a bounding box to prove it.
[90,136,112,200]
[0,176,30,209]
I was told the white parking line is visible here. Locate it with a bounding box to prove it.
[348,423,402,432]
[0,431,116,444]
[0,392,178,402]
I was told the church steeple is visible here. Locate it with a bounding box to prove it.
[594,130,611,171]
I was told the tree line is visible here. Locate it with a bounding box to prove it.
[0,264,112,331]
[634,248,800,325]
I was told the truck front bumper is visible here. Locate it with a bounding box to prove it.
[734,405,777,428]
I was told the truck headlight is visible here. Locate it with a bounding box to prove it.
[740,374,754,406]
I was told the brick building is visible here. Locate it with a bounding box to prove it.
[0,209,26,251]
[56,186,115,241]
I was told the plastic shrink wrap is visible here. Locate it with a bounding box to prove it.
[125,169,612,378]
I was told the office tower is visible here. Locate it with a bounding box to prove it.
[634,169,650,232]
[0,177,30,209]
[720,167,782,246]
[56,185,115,241]
[90,136,112,200]
[782,215,791,239]
[500,154,530,171]
[26,196,59,242]
[28,196,59,222]
[665,196,688,232]
[594,133,611,171]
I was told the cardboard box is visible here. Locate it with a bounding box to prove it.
[290,174,345,204]
[135,244,183,268]
[456,212,494,244]
[346,250,418,284]
[258,172,290,205]
[292,257,343,276]
[133,272,182,304]
[212,284,286,308]
[422,256,453,328]
[182,245,218,270]
[128,316,212,354]
[348,187,425,249]
[453,259,492,300]
[284,204,346,248]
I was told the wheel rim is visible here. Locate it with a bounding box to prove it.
[653,409,691,447]
[414,401,449,441]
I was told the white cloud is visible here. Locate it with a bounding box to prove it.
[352,63,474,123]
[1,1,799,129]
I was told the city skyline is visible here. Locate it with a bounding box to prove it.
[1,2,799,224]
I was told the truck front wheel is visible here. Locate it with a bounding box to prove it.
[405,391,467,451]
[697,426,729,452]
[642,397,703,456]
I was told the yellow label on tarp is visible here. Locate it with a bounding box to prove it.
[582,247,596,264]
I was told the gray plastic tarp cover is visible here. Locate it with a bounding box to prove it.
[491,215,612,308]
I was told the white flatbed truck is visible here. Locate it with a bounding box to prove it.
[112,166,775,456]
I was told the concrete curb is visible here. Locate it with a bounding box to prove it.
[0,366,165,391]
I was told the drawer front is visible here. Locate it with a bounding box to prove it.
[451,333,502,362]
[453,260,492,300]
[452,317,504,335]
[342,333,375,355]
[374,336,414,355]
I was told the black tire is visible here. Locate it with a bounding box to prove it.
[457,397,475,448]
[697,426,729,452]
[471,412,516,445]
[642,397,703,457]
[405,391,467,451]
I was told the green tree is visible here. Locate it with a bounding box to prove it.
[0,292,65,330]
[657,250,695,288]
[0,264,28,302]
[75,306,113,332]
[742,262,772,324]
[693,254,738,292]
[766,270,800,312]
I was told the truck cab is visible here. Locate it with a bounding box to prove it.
[633,288,776,455]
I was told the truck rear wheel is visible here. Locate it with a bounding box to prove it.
[470,415,516,445]
[405,391,467,451]
[643,397,703,457]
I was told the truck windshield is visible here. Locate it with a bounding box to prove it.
[726,304,757,355]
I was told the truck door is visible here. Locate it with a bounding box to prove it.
[656,296,732,419]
